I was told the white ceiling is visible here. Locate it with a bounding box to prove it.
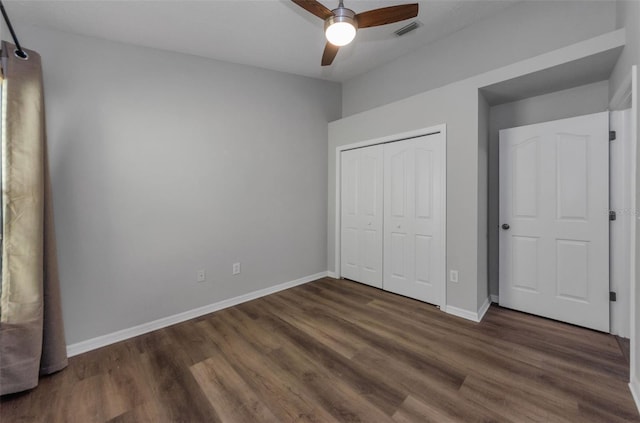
[5,0,519,82]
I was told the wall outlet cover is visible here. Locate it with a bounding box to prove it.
[449,270,459,283]
[197,270,206,282]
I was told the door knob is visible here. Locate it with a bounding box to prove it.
[502,224,510,230]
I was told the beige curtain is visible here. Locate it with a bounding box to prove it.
[0,42,67,395]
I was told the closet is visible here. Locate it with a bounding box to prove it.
[340,132,445,306]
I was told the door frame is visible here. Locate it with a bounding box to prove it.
[334,123,447,309]
[632,65,638,410]
[609,65,637,397]
[610,108,634,338]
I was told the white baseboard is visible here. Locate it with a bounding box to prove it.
[477,297,491,321]
[444,305,479,322]
[630,378,640,415]
[444,297,491,323]
[66,271,327,357]
[327,271,338,279]
[490,294,499,303]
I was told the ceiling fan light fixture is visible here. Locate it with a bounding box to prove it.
[292,0,419,66]
[325,21,356,46]
[324,8,357,46]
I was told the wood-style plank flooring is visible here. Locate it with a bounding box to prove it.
[1,277,638,422]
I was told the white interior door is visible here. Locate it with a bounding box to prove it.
[499,112,609,332]
[383,134,445,306]
[340,145,383,288]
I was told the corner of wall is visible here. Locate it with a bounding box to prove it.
[477,296,491,322]
[477,92,490,310]
[444,296,491,323]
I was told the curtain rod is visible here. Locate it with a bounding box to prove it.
[0,0,27,59]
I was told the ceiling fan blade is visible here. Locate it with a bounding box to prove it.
[321,42,339,66]
[292,0,334,20]
[356,4,419,28]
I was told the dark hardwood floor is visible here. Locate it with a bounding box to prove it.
[2,277,638,422]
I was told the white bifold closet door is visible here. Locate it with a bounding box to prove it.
[383,135,445,306]
[340,145,384,288]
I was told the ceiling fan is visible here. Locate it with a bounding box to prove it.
[293,0,419,66]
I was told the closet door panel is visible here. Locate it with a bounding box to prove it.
[384,134,445,306]
[340,145,383,288]
[384,140,416,293]
[341,149,360,281]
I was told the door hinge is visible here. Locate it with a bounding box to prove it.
[609,130,616,141]
[610,291,617,302]
[610,210,617,221]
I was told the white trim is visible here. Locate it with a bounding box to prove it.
[609,109,633,338]
[630,378,640,415]
[443,305,480,322]
[630,65,638,385]
[490,294,499,304]
[335,147,341,280]
[327,271,338,279]
[477,297,491,321]
[66,271,327,357]
[334,124,448,310]
[442,127,448,311]
[444,298,491,323]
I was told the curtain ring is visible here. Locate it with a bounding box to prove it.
[14,49,28,60]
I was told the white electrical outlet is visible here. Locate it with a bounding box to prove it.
[449,270,458,283]
[233,262,241,275]
[197,270,206,282]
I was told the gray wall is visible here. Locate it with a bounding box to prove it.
[19,25,341,344]
[342,0,616,117]
[477,93,489,308]
[610,1,640,95]
[487,81,611,297]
